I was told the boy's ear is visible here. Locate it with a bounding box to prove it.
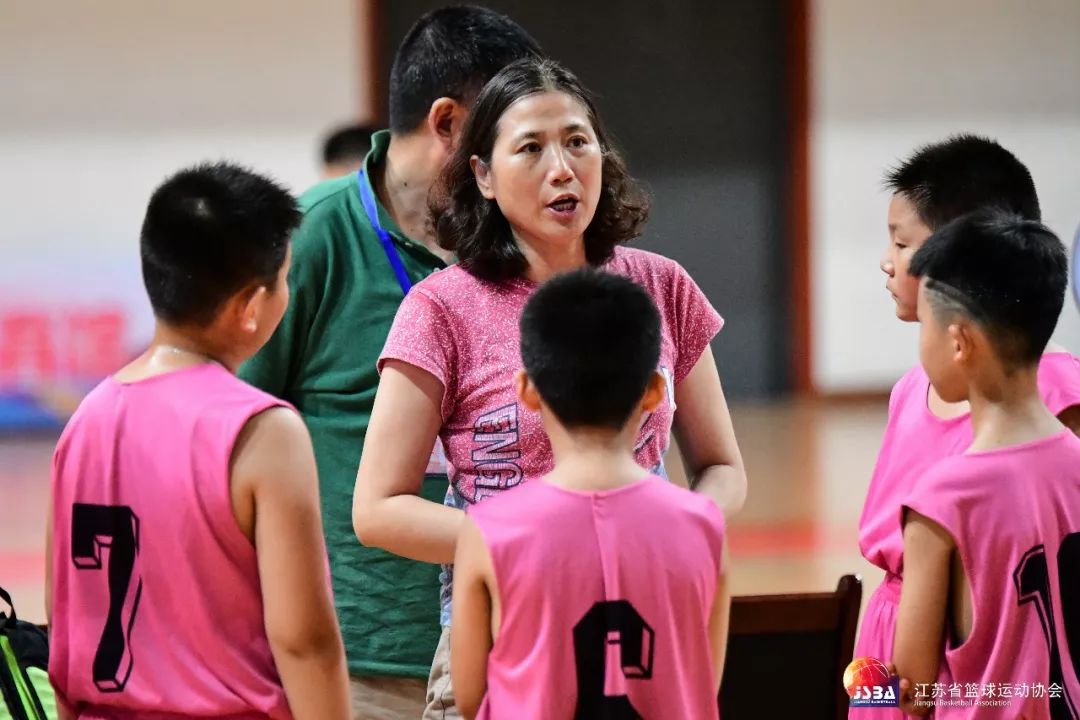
[639,371,666,413]
[948,321,976,366]
[515,370,543,411]
[239,285,267,334]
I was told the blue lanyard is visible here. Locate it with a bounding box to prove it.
[356,169,413,295]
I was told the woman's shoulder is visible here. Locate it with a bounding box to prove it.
[605,246,688,286]
[607,245,681,270]
[407,264,530,325]
[410,264,491,302]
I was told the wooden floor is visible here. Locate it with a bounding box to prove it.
[0,397,887,625]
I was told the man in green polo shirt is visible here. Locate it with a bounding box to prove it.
[239,7,540,718]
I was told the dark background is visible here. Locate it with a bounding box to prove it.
[383,1,795,398]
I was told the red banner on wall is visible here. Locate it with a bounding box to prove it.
[0,306,133,430]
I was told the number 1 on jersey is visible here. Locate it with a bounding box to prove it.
[1014,533,1080,719]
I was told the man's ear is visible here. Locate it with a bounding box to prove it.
[427,97,467,148]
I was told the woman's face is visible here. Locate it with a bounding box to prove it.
[472,90,603,252]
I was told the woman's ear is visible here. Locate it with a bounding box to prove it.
[471,155,495,200]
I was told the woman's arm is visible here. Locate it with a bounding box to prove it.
[353,360,464,564]
[671,347,747,515]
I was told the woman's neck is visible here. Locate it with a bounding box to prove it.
[518,233,588,284]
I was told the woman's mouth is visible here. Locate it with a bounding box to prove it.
[546,197,579,216]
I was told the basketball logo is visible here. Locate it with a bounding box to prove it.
[844,657,898,707]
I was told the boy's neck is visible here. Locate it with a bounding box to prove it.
[928,345,1065,420]
[115,325,234,382]
[544,424,651,492]
[966,366,1062,452]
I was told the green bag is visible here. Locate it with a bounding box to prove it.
[0,586,55,720]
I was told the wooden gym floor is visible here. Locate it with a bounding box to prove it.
[0,397,888,627]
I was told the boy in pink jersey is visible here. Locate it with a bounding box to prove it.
[893,210,1080,718]
[855,137,1080,719]
[450,269,730,720]
[46,163,350,720]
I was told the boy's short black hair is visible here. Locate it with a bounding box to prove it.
[322,123,375,166]
[388,5,541,134]
[910,208,1066,368]
[140,162,300,327]
[885,134,1041,229]
[520,269,661,430]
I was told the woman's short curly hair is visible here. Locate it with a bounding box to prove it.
[430,58,649,283]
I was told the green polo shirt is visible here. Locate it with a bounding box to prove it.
[239,131,447,677]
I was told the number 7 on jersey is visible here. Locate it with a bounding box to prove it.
[71,503,143,693]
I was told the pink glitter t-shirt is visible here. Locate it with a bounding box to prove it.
[379,247,723,507]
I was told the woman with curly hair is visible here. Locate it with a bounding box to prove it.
[353,57,746,716]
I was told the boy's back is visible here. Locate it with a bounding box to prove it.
[470,475,724,720]
[49,363,294,719]
[904,430,1080,718]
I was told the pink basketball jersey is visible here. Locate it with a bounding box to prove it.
[852,354,1080,720]
[861,352,1080,580]
[468,476,725,720]
[49,363,297,719]
[904,430,1080,719]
